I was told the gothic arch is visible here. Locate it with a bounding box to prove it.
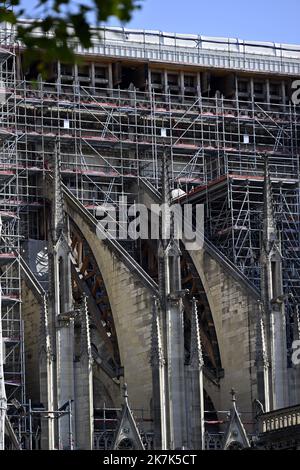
[139,237,223,376]
[70,221,121,374]
[188,245,259,414]
[64,198,154,411]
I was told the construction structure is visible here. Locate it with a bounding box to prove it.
[0,19,300,449]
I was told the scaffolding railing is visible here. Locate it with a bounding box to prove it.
[0,37,25,434]
[1,69,300,401]
[7,79,300,287]
[3,21,300,75]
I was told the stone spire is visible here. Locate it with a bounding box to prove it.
[161,148,172,208]
[39,294,53,359]
[223,389,250,450]
[53,138,66,243]
[256,302,269,367]
[49,137,76,449]
[189,297,204,369]
[80,295,93,362]
[39,294,55,449]
[74,295,94,449]
[150,296,167,449]
[158,150,175,301]
[153,150,188,450]
[150,296,164,369]
[260,153,288,410]
[262,153,277,250]
[159,150,182,301]
[185,297,205,450]
[255,301,270,412]
[113,384,145,450]
[260,153,280,310]
[152,150,206,449]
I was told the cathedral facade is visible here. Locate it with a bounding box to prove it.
[0,21,300,450]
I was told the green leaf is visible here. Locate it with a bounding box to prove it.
[0,8,17,24]
[5,0,143,79]
[70,13,92,49]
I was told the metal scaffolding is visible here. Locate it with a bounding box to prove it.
[0,21,300,446]
[0,28,26,448]
[10,79,300,275]
[3,72,300,327]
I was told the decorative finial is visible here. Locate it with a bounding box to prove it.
[231,388,237,403]
[150,296,165,368]
[189,297,204,369]
[123,383,129,405]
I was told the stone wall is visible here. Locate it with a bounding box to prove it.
[189,249,259,425]
[22,280,41,404]
[66,202,154,414]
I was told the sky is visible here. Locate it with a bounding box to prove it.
[20,0,300,45]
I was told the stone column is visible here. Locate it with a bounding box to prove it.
[74,297,94,449]
[150,297,167,450]
[39,295,55,449]
[185,298,205,450]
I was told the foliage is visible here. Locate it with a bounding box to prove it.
[0,0,142,76]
